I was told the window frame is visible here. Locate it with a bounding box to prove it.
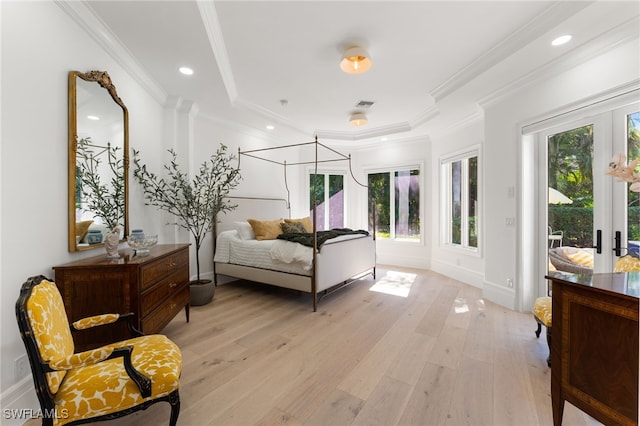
[440,146,481,253]
[366,162,423,243]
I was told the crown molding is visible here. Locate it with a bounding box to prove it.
[197,1,238,103]
[315,122,413,142]
[56,0,167,105]
[431,2,591,102]
[479,16,640,109]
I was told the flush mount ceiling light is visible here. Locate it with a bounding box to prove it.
[340,46,371,74]
[349,112,368,126]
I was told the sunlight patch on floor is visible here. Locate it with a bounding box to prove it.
[369,270,416,298]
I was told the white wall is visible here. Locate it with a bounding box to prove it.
[0,1,166,418]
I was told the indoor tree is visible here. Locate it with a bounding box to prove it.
[132,144,241,284]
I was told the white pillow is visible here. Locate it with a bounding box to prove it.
[234,221,256,240]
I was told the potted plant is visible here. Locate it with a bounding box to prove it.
[76,137,125,258]
[132,144,241,305]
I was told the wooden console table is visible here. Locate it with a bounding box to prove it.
[53,244,190,351]
[546,271,639,426]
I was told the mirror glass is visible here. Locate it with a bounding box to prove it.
[68,70,129,252]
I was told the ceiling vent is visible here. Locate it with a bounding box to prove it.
[355,100,375,109]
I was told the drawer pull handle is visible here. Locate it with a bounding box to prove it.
[170,303,176,310]
[169,282,177,288]
[168,261,176,268]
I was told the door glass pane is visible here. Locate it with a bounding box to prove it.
[627,111,640,254]
[310,173,325,231]
[368,172,390,238]
[547,125,594,272]
[329,174,344,229]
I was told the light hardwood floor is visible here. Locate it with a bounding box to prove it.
[36,265,603,425]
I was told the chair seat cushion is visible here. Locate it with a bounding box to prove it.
[533,296,552,327]
[53,334,181,425]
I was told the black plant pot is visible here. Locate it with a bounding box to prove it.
[189,279,215,306]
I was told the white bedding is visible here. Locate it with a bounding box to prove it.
[214,229,368,275]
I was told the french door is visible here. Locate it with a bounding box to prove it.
[542,102,640,273]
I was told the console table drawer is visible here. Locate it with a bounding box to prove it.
[140,249,189,290]
[142,285,190,334]
[141,269,189,317]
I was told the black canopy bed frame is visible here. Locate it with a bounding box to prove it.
[212,137,376,311]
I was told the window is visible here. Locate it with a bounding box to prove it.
[309,173,344,231]
[441,150,479,250]
[368,168,420,241]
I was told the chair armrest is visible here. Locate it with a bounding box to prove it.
[72,312,143,337]
[45,345,152,398]
[47,346,115,371]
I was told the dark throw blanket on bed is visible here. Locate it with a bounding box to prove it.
[277,228,369,250]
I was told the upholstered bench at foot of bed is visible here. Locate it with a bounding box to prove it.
[533,296,552,367]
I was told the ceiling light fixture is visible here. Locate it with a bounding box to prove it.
[349,112,368,126]
[340,46,371,74]
[266,125,274,130]
[551,35,572,46]
[179,66,194,75]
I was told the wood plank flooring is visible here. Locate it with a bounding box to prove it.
[32,265,603,425]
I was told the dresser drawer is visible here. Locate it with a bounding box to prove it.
[140,249,189,290]
[141,269,189,317]
[141,285,189,334]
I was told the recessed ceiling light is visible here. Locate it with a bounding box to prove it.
[87,115,100,121]
[179,66,194,75]
[266,125,275,130]
[551,35,572,46]
[381,137,388,142]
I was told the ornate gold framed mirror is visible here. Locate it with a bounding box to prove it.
[68,70,129,252]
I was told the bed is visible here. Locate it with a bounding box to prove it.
[212,138,377,311]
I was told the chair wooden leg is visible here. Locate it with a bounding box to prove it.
[535,321,542,338]
[169,389,180,426]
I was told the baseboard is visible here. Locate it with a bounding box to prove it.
[0,376,38,426]
[430,258,484,288]
[482,279,516,310]
[375,253,429,270]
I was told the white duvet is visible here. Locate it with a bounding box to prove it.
[214,230,368,274]
[214,230,313,273]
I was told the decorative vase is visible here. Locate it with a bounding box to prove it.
[104,226,120,259]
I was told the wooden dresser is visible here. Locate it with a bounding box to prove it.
[53,244,190,351]
[546,271,639,426]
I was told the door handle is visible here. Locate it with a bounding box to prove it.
[613,230,622,257]
[594,229,602,254]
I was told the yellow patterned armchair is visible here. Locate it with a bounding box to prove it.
[15,275,182,425]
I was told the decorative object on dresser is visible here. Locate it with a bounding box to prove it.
[16,275,182,426]
[53,244,190,352]
[132,144,241,306]
[546,271,638,426]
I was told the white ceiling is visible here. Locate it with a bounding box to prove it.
[82,1,639,146]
